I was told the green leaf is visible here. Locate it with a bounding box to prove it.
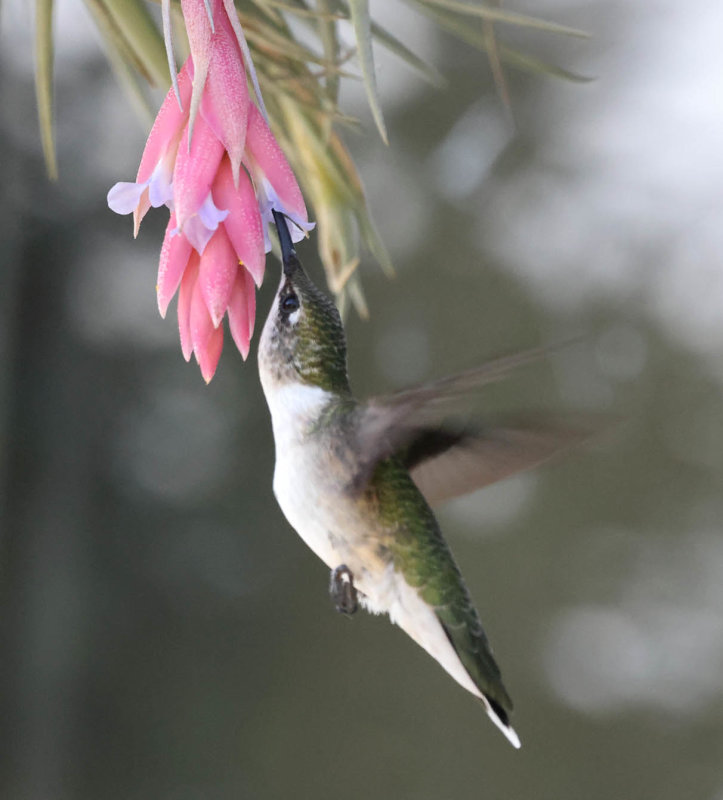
[245,17,330,68]
[262,0,335,19]
[413,0,588,39]
[498,45,593,83]
[370,17,445,88]
[330,0,444,88]
[34,0,57,179]
[346,272,369,319]
[317,0,341,107]
[85,0,156,126]
[413,2,590,82]
[84,0,152,80]
[481,12,511,116]
[100,0,169,86]
[358,210,394,277]
[348,0,388,144]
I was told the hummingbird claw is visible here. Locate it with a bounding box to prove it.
[330,564,358,615]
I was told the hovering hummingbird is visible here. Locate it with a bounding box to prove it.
[258,212,584,748]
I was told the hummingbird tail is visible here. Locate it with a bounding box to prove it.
[481,695,521,749]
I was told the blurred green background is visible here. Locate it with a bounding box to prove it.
[2,1,723,798]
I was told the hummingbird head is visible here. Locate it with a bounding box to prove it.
[258,212,351,395]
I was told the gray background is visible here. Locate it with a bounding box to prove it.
[1,1,722,798]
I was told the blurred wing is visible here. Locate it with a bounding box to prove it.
[369,345,550,422]
[405,422,591,506]
[351,345,562,493]
[357,345,547,448]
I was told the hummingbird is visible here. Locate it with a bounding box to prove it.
[258,212,583,748]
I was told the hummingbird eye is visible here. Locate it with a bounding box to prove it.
[280,293,300,314]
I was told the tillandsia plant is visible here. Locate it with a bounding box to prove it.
[29,0,586,380]
[108,0,315,380]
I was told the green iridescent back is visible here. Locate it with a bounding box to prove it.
[369,456,514,717]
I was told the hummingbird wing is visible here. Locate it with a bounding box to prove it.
[404,420,590,505]
[351,345,591,501]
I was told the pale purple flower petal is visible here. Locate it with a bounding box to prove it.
[198,191,229,230]
[256,177,315,252]
[147,156,175,209]
[183,215,216,255]
[107,181,149,215]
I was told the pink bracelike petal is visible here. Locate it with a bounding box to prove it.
[221,0,267,121]
[177,253,200,361]
[198,325,224,383]
[133,190,151,238]
[244,104,308,224]
[190,280,223,381]
[227,268,255,359]
[157,214,193,318]
[200,9,249,184]
[161,0,182,108]
[136,60,193,186]
[198,226,238,327]
[133,133,184,234]
[212,158,265,285]
[190,279,214,354]
[181,0,215,146]
[107,60,194,234]
[173,112,225,235]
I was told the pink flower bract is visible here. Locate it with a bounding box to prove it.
[107,0,314,382]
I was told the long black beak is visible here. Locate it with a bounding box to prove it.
[272,210,302,278]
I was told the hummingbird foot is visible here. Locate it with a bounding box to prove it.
[330,565,358,615]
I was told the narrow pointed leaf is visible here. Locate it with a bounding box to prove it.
[329,0,444,87]
[222,0,269,121]
[34,0,57,179]
[317,0,341,120]
[245,0,284,24]
[498,45,593,83]
[370,18,445,88]
[161,0,182,106]
[348,0,388,144]
[346,272,369,319]
[243,19,330,67]
[84,0,151,79]
[479,0,512,116]
[358,210,394,277]
[483,20,512,118]
[413,0,588,38]
[85,0,156,125]
[101,0,170,86]
[413,3,590,81]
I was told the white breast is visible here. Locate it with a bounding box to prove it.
[264,383,351,569]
